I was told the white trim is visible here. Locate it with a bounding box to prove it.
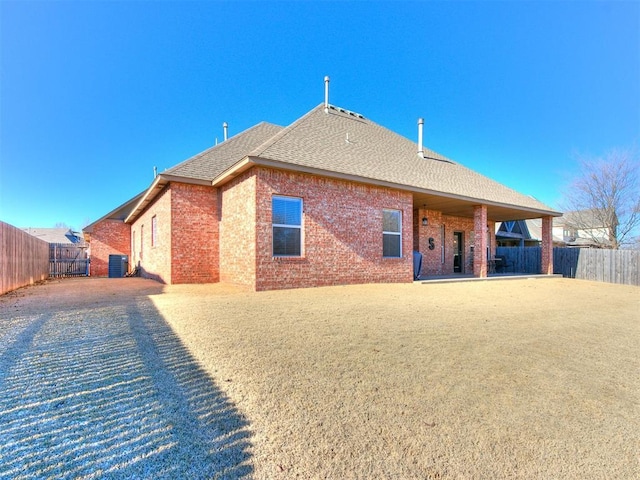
[211,156,562,219]
[151,215,158,247]
[382,208,402,258]
[272,195,303,257]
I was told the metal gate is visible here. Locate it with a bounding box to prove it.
[49,243,89,277]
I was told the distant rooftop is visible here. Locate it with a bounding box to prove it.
[22,228,85,245]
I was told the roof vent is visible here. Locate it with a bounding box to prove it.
[324,76,330,113]
[223,122,228,141]
[417,118,424,158]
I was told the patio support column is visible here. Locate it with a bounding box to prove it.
[541,215,554,274]
[473,205,488,277]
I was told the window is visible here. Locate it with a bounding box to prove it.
[140,225,144,260]
[151,215,158,247]
[272,196,302,256]
[383,209,402,257]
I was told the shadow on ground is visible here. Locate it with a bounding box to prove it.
[0,279,252,479]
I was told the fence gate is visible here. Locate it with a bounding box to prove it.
[50,243,89,277]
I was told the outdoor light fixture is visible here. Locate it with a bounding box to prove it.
[422,216,428,226]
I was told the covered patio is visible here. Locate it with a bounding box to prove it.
[411,191,558,280]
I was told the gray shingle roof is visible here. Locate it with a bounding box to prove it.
[248,104,553,213]
[119,103,559,225]
[165,122,284,181]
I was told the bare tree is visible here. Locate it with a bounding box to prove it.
[561,147,640,249]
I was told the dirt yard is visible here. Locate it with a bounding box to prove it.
[1,277,638,479]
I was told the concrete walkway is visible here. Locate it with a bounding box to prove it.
[418,273,563,284]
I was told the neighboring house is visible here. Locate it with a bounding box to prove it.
[22,227,85,245]
[495,220,542,247]
[84,96,560,290]
[23,227,89,276]
[497,210,612,249]
[496,219,564,247]
[553,209,613,248]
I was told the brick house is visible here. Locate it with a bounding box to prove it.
[84,101,560,290]
[83,193,143,278]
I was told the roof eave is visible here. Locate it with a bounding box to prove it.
[84,190,146,233]
[124,174,213,224]
[211,156,562,220]
[210,157,257,187]
[124,176,167,224]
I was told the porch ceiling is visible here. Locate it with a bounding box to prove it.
[412,192,558,222]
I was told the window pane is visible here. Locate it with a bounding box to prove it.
[273,226,301,256]
[383,233,401,257]
[273,197,302,225]
[383,209,400,232]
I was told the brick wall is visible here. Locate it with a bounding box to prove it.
[107,169,502,289]
[89,219,131,277]
[473,205,488,277]
[131,185,172,283]
[253,168,413,291]
[415,209,447,276]
[130,182,218,284]
[219,171,257,287]
[170,183,219,284]
[541,215,553,274]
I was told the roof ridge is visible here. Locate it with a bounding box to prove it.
[166,121,282,175]
[248,104,325,157]
[251,102,463,172]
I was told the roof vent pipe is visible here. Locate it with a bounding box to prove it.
[324,76,330,113]
[417,118,424,158]
[223,122,228,141]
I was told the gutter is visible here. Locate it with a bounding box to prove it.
[211,156,562,219]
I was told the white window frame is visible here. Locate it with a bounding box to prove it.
[382,208,402,258]
[151,215,158,247]
[272,195,303,257]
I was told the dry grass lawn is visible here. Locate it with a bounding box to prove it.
[150,277,639,479]
[1,276,638,479]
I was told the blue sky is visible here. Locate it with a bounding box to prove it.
[1,1,638,230]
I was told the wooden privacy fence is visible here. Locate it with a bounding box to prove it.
[1,221,49,295]
[496,246,541,274]
[496,246,640,286]
[553,248,639,286]
[49,243,89,277]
